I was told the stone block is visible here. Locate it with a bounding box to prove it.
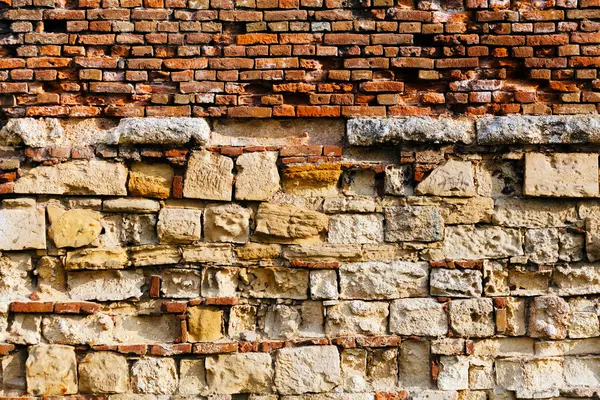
[328,214,384,244]
[416,160,476,197]
[48,209,102,248]
[524,153,599,197]
[184,150,234,200]
[0,207,46,250]
[26,344,77,395]
[255,203,329,244]
[157,207,202,244]
[78,352,128,393]
[114,315,181,343]
[449,299,495,338]
[187,305,223,342]
[444,225,523,260]
[65,248,128,270]
[385,206,444,242]
[68,270,145,301]
[161,269,201,298]
[42,314,115,345]
[430,268,482,298]
[325,300,388,336]
[241,267,308,300]
[128,163,174,199]
[206,353,273,394]
[390,298,448,336]
[235,151,280,200]
[384,165,412,196]
[275,345,341,394]
[204,204,251,243]
[131,357,178,394]
[529,296,571,339]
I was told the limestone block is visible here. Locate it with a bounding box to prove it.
[529,296,571,339]
[341,348,368,392]
[368,348,398,390]
[235,243,282,260]
[310,270,339,300]
[161,269,201,298]
[240,267,308,300]
[564,357,600,387]
[201,267,239,298]
[323,197,377,213]
[384,165,412,196]
[264,304,300,339]
[206,353,273,394]
[228,305,257,340]
[184,150,234,200]
[179,359,207,395]
[569,311,600,338]
[14,160,128,196]
[275,345,341,394]
[339,261,428,299]
[121,214,157,245]
[299,301,325,338]
[586,216,600,262]
[416,160,476,198]
[0,254,33,302]
[117,117,210,145]
[114,315,181,343]
[553,265,600,295]
[483,261,509,296]
[157,208,202,244]
[430,268,483,298]
[131,357,178,394]
[129,245,181,266]
[449,299,495,338]
[235,151,280,200]
[282,163,341,197]
[42,314,115,345]
[328,214,384,244]
[399,340,432,389]
[559,229,584,262]
[255,203,329,244]
[431,338,465,356]
[509,267,551,296]
[3,349,27,395]
[385,206,444,242]
[411,391,459,400]
[188,305,223,342]
[524,228,559,264]
[48,209,102,248]
[103,198,161,213]
[183,243,233,263]
[342,169,376,196]
[0,207,46,250]
[444,225,523,260]
[26,344,77,395]
[204,204,251,243]
[493,198,577,228]
[498,298,527,337]
[439,197,494,225]
[468,358,494,390]
[128,163,174,199]
[68,270,145,301]
[325,300,388,336]
[65,248,128,270]
[390,298,448,336]
[78,352,128,394]
[524,153,599,197]
[437,356,469,390]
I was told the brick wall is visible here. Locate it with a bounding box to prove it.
[4,0,600,117]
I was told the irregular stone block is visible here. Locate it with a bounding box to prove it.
[2,349,27,395]
[183,243,233,263]
[204,204,251,243]
[48,209,102,248]
[240,267,308,300]
[368,347,398,390]
[8,314,41,345]
[586,216,600,262]
[78,352,128,394]
[184,150,233,200]
[263,305,299,339]
[201,267,239,298]
[339,261,428,299]
[275,345,341,394]
[437,356,469,390]
[0,254,33,301]
[468,357,494,390]
[187,305,223,342]
[117,117,210,145]
[310,270,339,300]
[493,198,577,228]
[553,264,600,295]
[524,228,559,264]
[128,163,174,199]
[121,214,157,245]
[65,247,128,270]
[449,298,495,338]
[67,270,145,301]
[385,206,444,242]
[14,160,128,195]
[416,160,476,197]
[26,344,77,395]
[129,245,181,266]
[529,296,571,339]
[390,298,448,336]
[328,214,384,244]
[42,314,115,345]
[206,353,273,394]
[341,348,368,392]
[0,208,46,250]
[282,163,341,197]
[399,340,432,389]
[524,153,599,197]
[161,269,201,298]
[347,117,474,146]
[564,357,600,387]
[255,203,329,244]
[326,300,388,336]
[157,208,202,244]
[103,198,161,213]
[179,359,207,395]
[235,151,280,200]
[384,165,412,196]
[131,357,178,394]
[228,305,257,340]
[444,225,523,260]
[114,315,181,343]
[430,268,482,297]
[342,169,376,196]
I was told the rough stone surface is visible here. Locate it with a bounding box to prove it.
[328,214,384,244]
[385,206,444,242]
[117,117,210,145]
[204,204,251,243]
[235,151,280,201]
[26,345,77,395]
[0,208,46,250]
[430,268,483,298]
[128,163,174,199]
[255,203,329,244]
[275,346,341,394]
[184,150,234,200]
[444,225,523,260]
[67,270,145,301]
[325,300,388,336]
[205,353,273,394]
[78,352,128,394]
[449,299,495,338]
[390,298,447,336]
[416,161,476,197]
[48,209,102,248]
[131,358,178,394]
[524,153,599,197]
[157,208,202,244]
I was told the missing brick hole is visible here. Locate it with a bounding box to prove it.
[0,21,10,34]
[44,20,67,33]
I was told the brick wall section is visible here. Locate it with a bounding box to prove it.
[5,0,600,117]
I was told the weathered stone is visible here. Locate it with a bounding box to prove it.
[264,304,300,339]
[524,153,599,197]
[114,315,181,343]
[42,314,115,345]
[586,216,600,262]
[564,357,600,387]
[78,352,128,394]
[469,357,494,390]
[368,347,398,390]
[275,345,341,394]
[529,296,571,339]
[384,165,412,196]
[255,203,329,244]
[3,349,27,395]
[118,117,210,145]
[477,115,600,144]
[179,359,207,395]
[493,198,577,228]
[228,305,257,340]
[444,225,523,260]
[65,248,128,270]
[347,117,474,145]
[449,298,495,338]
[416,160,476,197]
[310,270,339,300]
[0,254,33,301]
[131,357,178,394]
[323,197,377,213]
[187,305,223,342]
[36,256,67,300]
[470,338,534,358]
[235,243,281,260]
[509,267,551,296]
[390,298,448,336]
[553,264,600,295]
[399,340,432,389]
[206,353,273,394]
[48,209,102,248]
[283,243,362,262]
[524,228,559,264]
[496,357,564,398]
[431,338,465,355]
[68,270,145,301]
[325,300,388,336]
[157,208,202,244]
[430,268,482,298]
[204,204,251,243]
[339,261,428,299]
[183,243,233,263]
[341,348,368,392]
[26,345,77,395]
[328,214,384,244]
[14,160,128,195]
[0,207,46,250]
[385,206,444,242]
[121,214,157,245]
[240,267,308,299]
[559,229,584,262]
[161,269,201,298]
[235,151,280,200]
[201,267,239,298]
[103,198,161,213]
[342,169,376,196]
[282,163,341,197]
[437,356,469,390]
[8,314,41,345]
[128,163,174,199]
[184,150,234,200]
[129,245,181,266]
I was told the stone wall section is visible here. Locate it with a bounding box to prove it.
[0,116,599,398]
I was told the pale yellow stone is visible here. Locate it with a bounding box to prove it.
[282,163,341,197]
[184,150,233,200]
[128,163,174,199]
[48,209,102,248]
[254,203,329,244]
[26,345,77,395]
[235,243,281,260]
[235,151,280,201]
[188,306,223,342]
[78,352,129,393]
[65,247,128,270]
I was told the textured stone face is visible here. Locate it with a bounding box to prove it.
[444,226,523,260]
[390,298,447,336]
[184,150,234,200]
[235,151,280,200]
[131,358,178,394]
[328,214,384,244]
[326,300,389,336]
[275,346,341,394]
[26,345,78,395]
[255,203,329,244]
[157,208,202,244]
[0,207,46,250]
[48,209,102,248]
[187,305,223,342]
[205,353,273,394]
[416,160,476,197]
[524,153,599,197]
[78,352,128,393]
[385,206,444,242]
[204,204,251,243]
[128,163,174,199]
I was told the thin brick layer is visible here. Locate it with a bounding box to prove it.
[5,0,600,117]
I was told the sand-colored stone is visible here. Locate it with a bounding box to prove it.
[187,305,224,342]
[184,150,234,200]
[128,163,174,199]
[48,209,102,248]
